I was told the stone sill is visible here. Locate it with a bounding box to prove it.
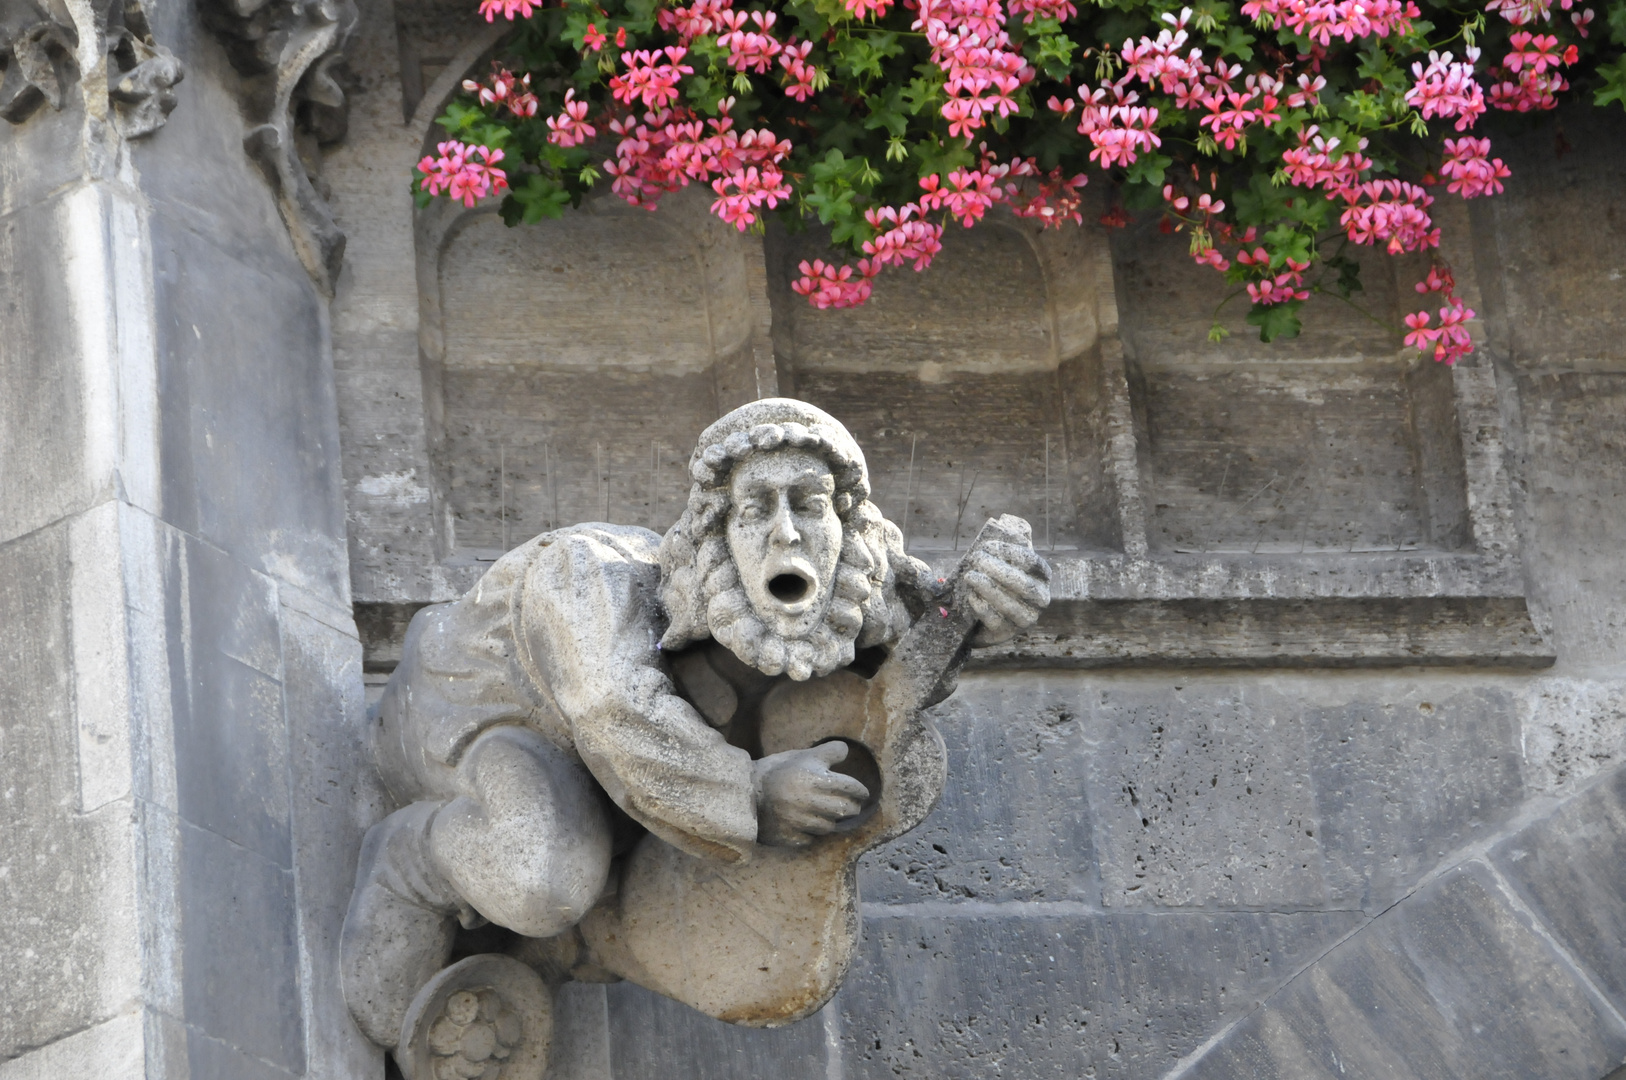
[968,595,1553,671]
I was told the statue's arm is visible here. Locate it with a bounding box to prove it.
[517,529,760,863]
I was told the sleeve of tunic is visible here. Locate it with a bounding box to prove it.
[515,526,759,864]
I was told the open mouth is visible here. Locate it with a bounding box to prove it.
[768,572,812,603]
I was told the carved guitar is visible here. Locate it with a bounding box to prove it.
[576,515,1032,1026]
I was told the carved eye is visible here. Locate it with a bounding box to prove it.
[796,492,830,513]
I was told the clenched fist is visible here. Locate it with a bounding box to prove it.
[753,742,870,848]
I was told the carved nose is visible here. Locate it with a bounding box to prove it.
[769,502,800,545]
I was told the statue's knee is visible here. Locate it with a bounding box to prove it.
[432,726,614,938]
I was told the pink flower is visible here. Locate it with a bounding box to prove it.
[417,141,509,207]
[463,65,540,117]
[1439,136,1511,197]
[583,22,608,50]
[845,0,895,18]
[709,165,792,229]
[863,205,946,269]
[1246,260,1312,304]
[609,47,694,110]
[1405,50,1486,131]
[546,89,597,147]
[1404,301,1475,362]
[1503,31,1574,73]
[1488,69,1567,110]
[1008,0,1077,20]
[717,10,783,72]
[478,0,540,20]
[1572,7,1595,33]
[1485,0,1551,25]
[779,40,820,100]
[1415,265,1456,294]
[1280,126,1371,194]
[919,168,1001,226]
[658,0,733,42]
[791,259,875,309]
[1241,0,1420,44]
[1340,179,1439,253]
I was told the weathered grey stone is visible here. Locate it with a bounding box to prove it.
[604,982,830,1080]
[151,213,348,605]
[0,522,139,1059]
[1085,675,1327,909]
[282,603,386,1078]
[178,816,306,1070]
[860,672,1097,904]
[1304,683,1526,911]
[342,399,1049,1075]
[1491,767,1626,1010]
[839,910,1359,1079]
[1181,862,1626,1080]
[169,537,293,867]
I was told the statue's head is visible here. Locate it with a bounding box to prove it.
[658,399,915,681]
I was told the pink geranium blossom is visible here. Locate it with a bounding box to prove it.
[791,259,876,308]
[478,0,540,20]
[418,141,509,207]
[1340,179,1439,253]
[1405,50,1486,130]
[1439,137,1512,197]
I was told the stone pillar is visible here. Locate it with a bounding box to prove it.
[0,0,379,1075]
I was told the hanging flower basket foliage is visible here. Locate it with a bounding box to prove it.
[415,0,1625,359]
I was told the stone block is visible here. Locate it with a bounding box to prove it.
[0,195,98,545]
[1518,676,1626,794]
[0,523,139,1059]
[860,673,1097,903]
[839,910,1358,1079]
[170,538,292,866]
[184,1026,302,1080]
[1303,683,1526,911]
[0,1012,143,1080]
[1182,863,1626,1080]
[280,605,384,1080]
[150,212,348,606]
[178,817,306,1072]
[1084,676,1328,909]
[1491,766,1626,1011]
[604,981,830,1080]
[549,983,612,1080]
[1514,370,1626,663]
[1477,106,1626,369]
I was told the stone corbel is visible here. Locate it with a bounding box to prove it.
[201,0,357,295]
[0,0,184,138]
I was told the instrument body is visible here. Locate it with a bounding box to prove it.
[578,516,1029,1025]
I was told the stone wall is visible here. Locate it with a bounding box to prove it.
[3,0,1626,1072]
[0,0,376,1075]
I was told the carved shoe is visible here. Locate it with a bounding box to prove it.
[340,800,470,1047]
[396,954,552,1080]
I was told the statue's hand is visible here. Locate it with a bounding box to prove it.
[753,742,870,848]
[963,538,1051,647]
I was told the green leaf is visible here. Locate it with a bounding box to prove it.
[506,173,572,225]
[1206,24,1256,61]
[1124,152,1174,189]
[1246,300,1304,342]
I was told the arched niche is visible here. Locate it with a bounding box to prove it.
[1110,219,1470,555]
[417,186,765,559]
[768,212,1123,554]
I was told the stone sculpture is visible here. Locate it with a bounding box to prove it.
[340,398,1051,1079]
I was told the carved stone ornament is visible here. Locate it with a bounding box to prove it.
[339,398,1053,1079]
[0,0,183,138]
[200,0,356,294]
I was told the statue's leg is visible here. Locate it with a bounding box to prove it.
[341,725,614,1051]
[429,724,616,939]
[339,799,466,1047]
